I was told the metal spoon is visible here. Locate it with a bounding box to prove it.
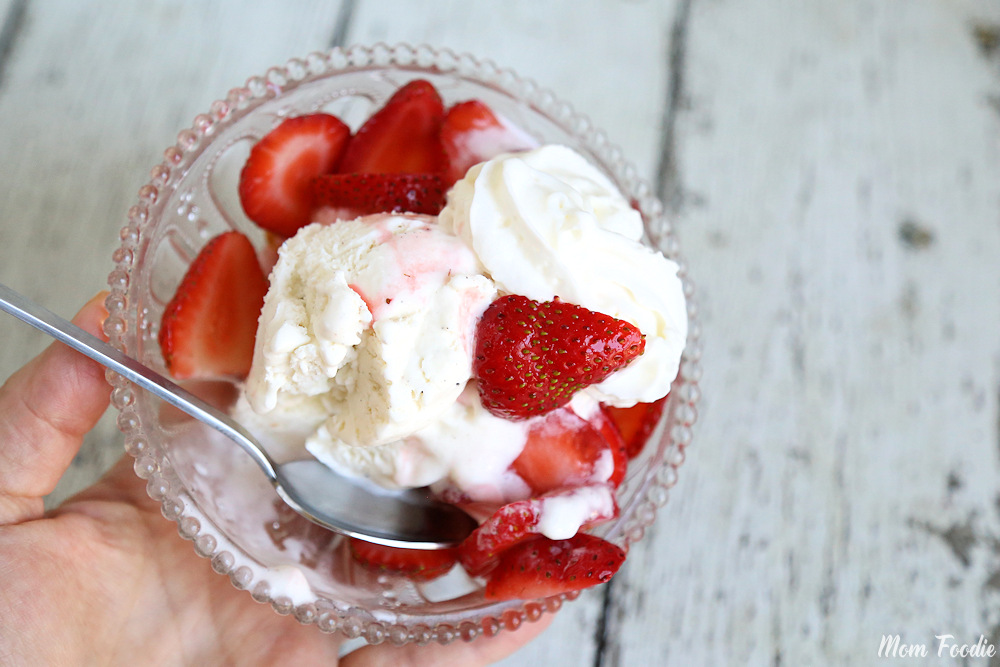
[0,282,476,549]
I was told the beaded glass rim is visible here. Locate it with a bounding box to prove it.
[104,42,702,646]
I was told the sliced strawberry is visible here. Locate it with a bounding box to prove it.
[473,295,646,420]
[337,79,447,174]
[459,498,541,577]
[441,99,537,184]
[512,406,626,494]
[238,113,350,236]
[311,172,447,219]
[604,395,668,459]
[483,533,626,601]
[458,485,618,577]
[348,538,457,581]
[158,231,268,380]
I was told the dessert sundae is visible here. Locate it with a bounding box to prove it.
[155,79,687,602]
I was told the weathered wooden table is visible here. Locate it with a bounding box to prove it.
[2,1,999,664]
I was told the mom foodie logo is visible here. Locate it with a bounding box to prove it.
[878,634,997,659]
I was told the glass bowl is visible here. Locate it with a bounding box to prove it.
[105,43,702,646]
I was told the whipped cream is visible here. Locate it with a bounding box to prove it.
[535,484,617,540]
[245,215,496,450]
[440,144,687,406]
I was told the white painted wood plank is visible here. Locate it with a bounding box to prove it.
[612,0,1000,664]
[0,0,20,41]
[0,0,348,505]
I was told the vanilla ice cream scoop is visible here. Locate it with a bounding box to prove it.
[439,144,688,406]
[245,214,497,449]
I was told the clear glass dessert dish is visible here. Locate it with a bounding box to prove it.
[105,43,702,646]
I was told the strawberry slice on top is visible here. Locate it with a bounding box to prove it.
[441,99,537,184]
[483,533,626,601]
[238,113,350,237]
[312,172,447,219]
[337,79,447,174]
[158,230,268,380]
[473,295,646,419]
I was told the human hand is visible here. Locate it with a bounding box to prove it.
[0,293,550,666]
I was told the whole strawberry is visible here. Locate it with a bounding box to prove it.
[473,295,645,419]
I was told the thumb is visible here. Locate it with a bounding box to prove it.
[0,292,112,524]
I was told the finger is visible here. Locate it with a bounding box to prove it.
[0,292,111,522]
[341,612,554,667]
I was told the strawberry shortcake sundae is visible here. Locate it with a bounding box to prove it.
[157,79,687,600]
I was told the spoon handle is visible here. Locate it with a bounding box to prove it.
[0,282,278,481]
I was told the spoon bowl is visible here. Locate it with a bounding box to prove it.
[0,281,476,548]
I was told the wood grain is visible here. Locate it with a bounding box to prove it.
[0,0,350,505]
[611,0,1000,664]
